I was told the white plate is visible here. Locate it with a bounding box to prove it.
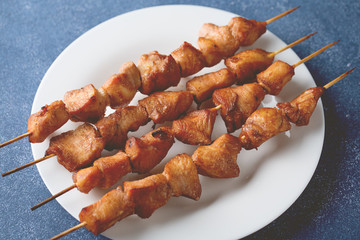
[32,5,324,240]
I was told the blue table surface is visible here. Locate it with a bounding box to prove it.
[0,0,359,239]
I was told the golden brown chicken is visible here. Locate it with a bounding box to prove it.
[172,107,218,145]
[46,123,106,172]
[125,127,175,173]
[224,49,274,84]
[27,100,69,143]
[192,134,241,178]
[138,91,193,124]
[101,61,141,108]
[63,84,108,123]
[137,51,181,95]
[239,107,291,150]
[227,17,267,46]
[277,87,325,126]
[186,68,236,103]
[213,83,266,133]
[171,41,206,77]
[256,60,295,95]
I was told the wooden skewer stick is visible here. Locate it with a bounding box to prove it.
[268,32,317,58]
[0,132,31,148]
[50,222,87,240]
[265,6,300,24]
[292,40,339,68]
[324,67,356,89]
[1,153,56,177]
[31,184,76,211]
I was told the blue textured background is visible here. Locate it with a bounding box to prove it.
[0,0,359,239]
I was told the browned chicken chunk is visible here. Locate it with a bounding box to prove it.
[257,60,295,95]
[138,91,193,124]
[63,84,108,123]
[95,105,149,150]
[72,166,101,194]
[186,68,236,103]
[227,17,267,46]
[225,49,274,84]
[192,134,241,178]
[124,174,171,218]
[239,108,291,150]
[213,83,266,133]
[172,107,218,145]
[162,153,201,200]
[137,51,181,95]
[125,127,175,174]
[277,87,325,126]
[101,62,141,108]
[171,41,206,77]
[197,37,224,67]
[46,123,105,172]
[27,100,69,143]
[79,186,135,235]
[198,23,240,58]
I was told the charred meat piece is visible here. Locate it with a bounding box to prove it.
[257,60,295,95]
[162,153,201,200]
[63,84,108,123]
[192,134,241,178]
[137,51,181,95]
[27,100,69,143]
[225,49,273,84]
[79,186,135,235]
[124,174,171,219]
[171,41,206,77]
[138,91,193,124]
[125,127,175,174]
[172,107,218,145]
[46,123,105,172]
[277,87,325,126]
[239,108,291,150]
[213,83,266,133]
[227,17,267,46]
[95,105,149,150]
[198,23,240,58]
[101,62,141,108]
[186,68,236,103]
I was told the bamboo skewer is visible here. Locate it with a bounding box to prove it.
[1,154,56,177]
[265,6,300,24]
[292,40,339,68]
[50,222,87,240]
[0,7,300,150]
[31,184,77,211]
[323,67,356,89]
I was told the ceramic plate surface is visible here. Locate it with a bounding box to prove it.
[32,5,324,240]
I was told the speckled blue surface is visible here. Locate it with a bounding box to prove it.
[0,0,359,239]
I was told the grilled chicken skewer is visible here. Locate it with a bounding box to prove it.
[213,40,338,133]
[2,32,313,177]
[50,68,354,239]
[0,7,299,149]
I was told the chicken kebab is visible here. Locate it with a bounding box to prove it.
[32,39,336,210]
[50,68,355,239]
[2,31,315,177]
[0,7,299,148]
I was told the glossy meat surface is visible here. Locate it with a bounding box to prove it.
[101,61,141,108]
[239,108,291,150]
[192,134,241,178]
[27,100,69,143]
[137,51,181,95]
[213,83,266,133]
[227,17,267,46]
[46,123,105,172]
[125,127,175,173]
[138,91,193,124]
[277,87,325,126]
[186,68,236,103]
[172,107,218,145]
